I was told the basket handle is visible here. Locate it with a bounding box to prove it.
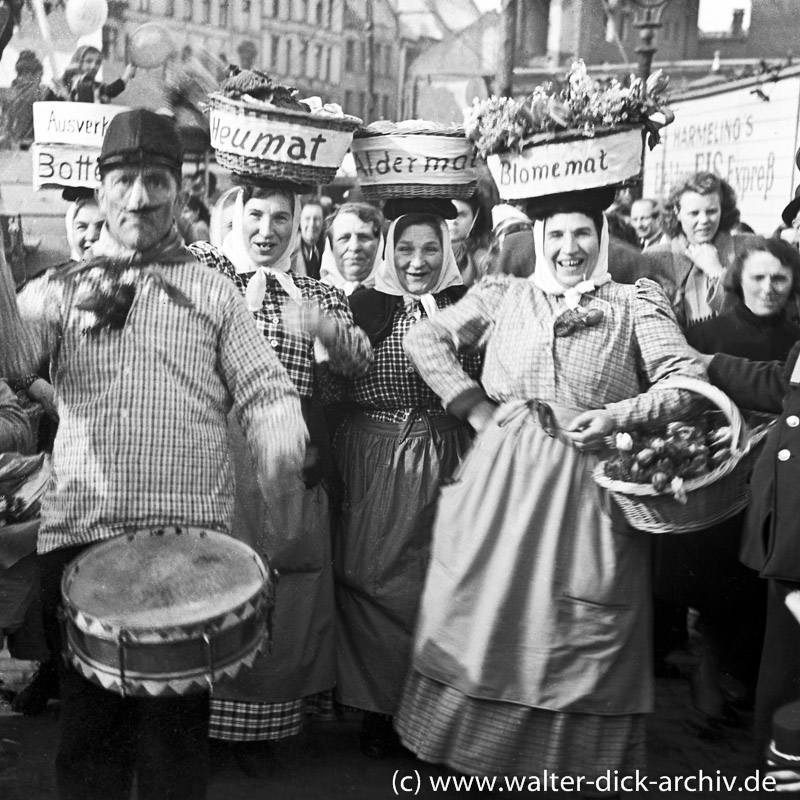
[655,376,747,456]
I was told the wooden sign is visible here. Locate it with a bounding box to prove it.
[487,128,644,200]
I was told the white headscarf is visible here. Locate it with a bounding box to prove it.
[209,187,239,249]
[530,214,611,309]
[221,187,303,310]
[65,199,103,262]
[319,233,384,296]
[374,215,462,318]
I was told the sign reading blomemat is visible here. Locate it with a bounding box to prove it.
[351,135,480,188]
[210,107,354,171]
[31,102,129,190]
[487,128,644,201]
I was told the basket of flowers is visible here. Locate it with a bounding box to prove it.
[207,67,362,187]
[350,120,481,200]
[465,59,673,201]
[593,377,774,533]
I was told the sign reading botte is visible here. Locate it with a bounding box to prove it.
[210,106,355,171]
[487,128,644,201]
[31,102,129,190]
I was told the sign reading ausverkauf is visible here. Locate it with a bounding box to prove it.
[31,102,129,190]
[487,127,644,201]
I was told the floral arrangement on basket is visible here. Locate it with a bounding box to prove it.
[466,60,673,201]
[593,378,774,534]
[465,59,672,159]
[207,65,362,187]
[350,119,481,200]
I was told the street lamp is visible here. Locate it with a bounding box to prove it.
[627,0,672,82]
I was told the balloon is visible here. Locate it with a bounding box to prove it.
[129,23,174,69]
[65,0,108,37]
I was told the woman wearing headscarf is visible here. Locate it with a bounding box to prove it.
[333,199,482,758]
[189,178,372,774]
[394,188,707,782]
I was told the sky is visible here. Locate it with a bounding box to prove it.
[698,0,751,32]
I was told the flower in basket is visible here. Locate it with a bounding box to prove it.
[603,417,736,498]
[464,59,673,160]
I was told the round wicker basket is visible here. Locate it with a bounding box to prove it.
[208,93,362,187]
[351,122,480,200]
[593,377,772,534]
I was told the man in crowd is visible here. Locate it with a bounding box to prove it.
[320,202,383,295]
[631,197,663,250]
[2,108,306,799]
[292,199,326,279]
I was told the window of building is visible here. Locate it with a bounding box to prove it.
[219,0,228,26]
[385,45,391,75]
[297,0,307,23]
[314,44,324,78]
[358,91,366,118]
[243,0,251,12]
[344,90,353,115]
[165,0,174,17]
[286,38,293,75]
[324,46,331,81]
[299,38,309,77]
[345,39,355,72]
[183,0,193,22]
[271,35,280,69]
[201,0,210,23]
[374,43,382,76]
[102,26,119,59]
[272,0,281,18]
[314,1,323,25]
[381,94,390,120]
[138,0,150,11]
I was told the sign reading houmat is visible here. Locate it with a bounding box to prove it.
[31,102,129,190]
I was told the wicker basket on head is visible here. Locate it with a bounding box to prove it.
[208,92,362,188]
[351,121,480,200]
[593,377,773,534]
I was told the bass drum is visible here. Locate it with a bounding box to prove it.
[61,526,273,696]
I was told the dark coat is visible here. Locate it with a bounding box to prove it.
[709,342,800,579]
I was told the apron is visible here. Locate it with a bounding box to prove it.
[412,400,654,715]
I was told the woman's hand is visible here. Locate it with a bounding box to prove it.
[28,378,57,420]
[282,301,337,344]
[563,409,614,452]
[467,399,497,434]
[685,243,724,280]
[122,64,137,83]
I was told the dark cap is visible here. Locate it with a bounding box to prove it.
[382,197,457,221]
[782,185,800,227]
[98,109,183,174]
[524,186,616,221]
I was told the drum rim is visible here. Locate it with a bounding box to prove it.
[61,526,270,638]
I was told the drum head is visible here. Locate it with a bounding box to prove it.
[64,528,266,629]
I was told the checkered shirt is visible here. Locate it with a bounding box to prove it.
[190,241,372,399]
[347,295,483,424]
[404,276,707,428]
[17,259,305,554]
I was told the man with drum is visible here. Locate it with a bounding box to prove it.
[1,109,306,799]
